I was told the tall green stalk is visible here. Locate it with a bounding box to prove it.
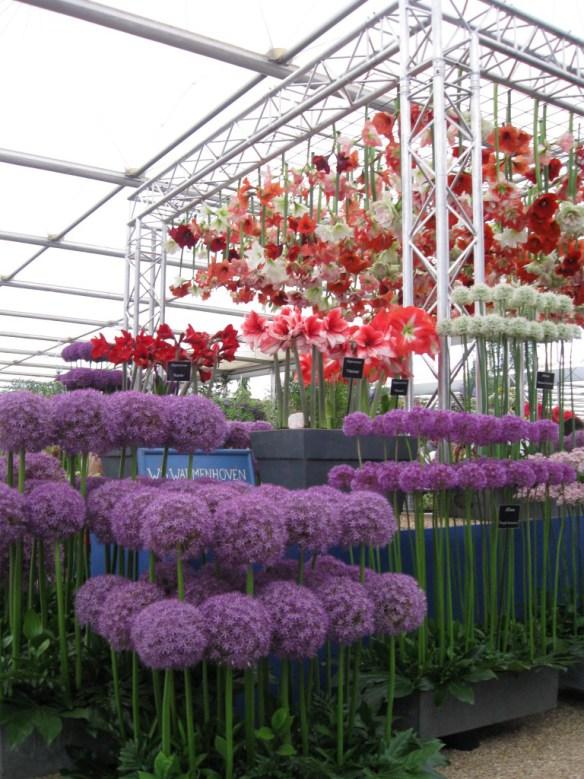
[225,667,234,779]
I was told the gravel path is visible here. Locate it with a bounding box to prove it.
[442,693,584,778]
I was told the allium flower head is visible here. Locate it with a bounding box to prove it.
[398,462,430,493]
[0,391,53,452]
[479,459,509,488]
[200,592,272,668]
[24,482,85,541]
[0,484,26,545]
[365,572,427,635]
[259,580,329,659]
[106,391,169,449]
[327,464,355,492]
[380,410,410,437]
[214,492,288,566]
[52,389,111,454]
[500,415,529,443]
[195,483,245,514]
[530,419,559,445]
[75,574,128,631]
[342,412,373,437]
[141,492,214,559]
[339,491,396,547]
[166,395,228,452]
[425,463,459,491]
[184,565,240,605]
[87,479,139,544]
[316,577,374,645]
[97,581,163,651]
[284,487,340,552]
[0,452,66,485]
[110,486,157,549]
[61,341,96,362]
[456,462,487,490]
[377,461,402,492]
[350,462,383,494]
[131,599,207,670]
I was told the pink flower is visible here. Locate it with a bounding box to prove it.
[361,120,382,147]
[352,325,392,360]
[259,307,304,355]
[321,309,350,351]
[557,132,574,153]
[241,311,268,350]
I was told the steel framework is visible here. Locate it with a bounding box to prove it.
[2,0,584,393]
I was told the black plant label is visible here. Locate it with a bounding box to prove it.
[390,378,409,396]
[498,504,520,528]
[167,361,192,381]
[536,371,554,390]
[342,357,365,379]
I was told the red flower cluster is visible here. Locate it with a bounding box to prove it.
[91,323,239,382]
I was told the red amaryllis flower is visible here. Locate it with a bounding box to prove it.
[351,325,391,360]
[169,223,197,249]
[264,243,283,260]
[169,280,192,298]
[156,324,175,341]
[384,307,439,357]
[109,331,135,365]
[91,334,113,361]
[336,150,359,173]
[529,193,560,222]
[486,124,531,156]
[300,315,325,350]
[372,111,395,141]
[296,214,317,235]
[312,154,330,173]
[241,311,268,350]
[208,235,227,253]
[321,309,350,351]
[552,406,574,424]
[524,402,544,419]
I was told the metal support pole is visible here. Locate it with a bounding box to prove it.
[158,222,167,325]
[431,0,451,411]
[132,220,142,337]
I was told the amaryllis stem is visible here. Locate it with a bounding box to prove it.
[292,342,309,426]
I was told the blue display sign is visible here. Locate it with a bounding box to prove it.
[136,448,256,484]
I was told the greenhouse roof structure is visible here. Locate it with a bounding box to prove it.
[0,0,583,399]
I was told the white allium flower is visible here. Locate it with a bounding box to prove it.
[451,286,473,306]
[492,283,515,306]
[482,315,506,340]
[471,283,493,303]
[526,321,544,341]
[571,325,582,340]
[556,202,584,237]
[510,286,538,310]
[450,317,472,337]
[535,291,557,313]
[436,320,453,336]
[493,228,528,249]
[556,323,572,341]
[507,317,530,339]
[555,294,575,315]
[541,321,559,341]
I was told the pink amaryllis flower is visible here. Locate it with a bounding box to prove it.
[241,311,268,350]
[351,325,392,360]
[321,309,350,351]
[259,307,304,355]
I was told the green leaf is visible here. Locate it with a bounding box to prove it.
[138,773,156,779]
[62,707,91,720]
[154,750,177,777]
[5,711,34,748]
[202,770,222,779]
[276,743,296,757]
[394,675,415,698]
[465,668,497,683]
[214,735,227,759]
[23,610,43,641]
[447,681,475,705]
[33,708,62,745]
[255,726,274,741]
[270,708,290,733]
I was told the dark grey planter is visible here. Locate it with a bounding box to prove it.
[101,448,131,479]
[560,662,584,692]
[394,667,558,738]
[0,729,72,779]
[249,429,416,489]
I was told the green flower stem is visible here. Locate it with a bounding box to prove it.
[524,518,535,662]
[110,648,126,739]
[385,636,396,743]
[413,496,427,665]
[161,447,169,479]
[131,447,138,480]
[280,658,291,744]
[149,552,156,583]
[463,493,475,650]
[310,345,318,428]
[245,566,256,763]
[6,451,13,487]
[336,645,345,767]
[55,541,71,704]
[317,351,327,427]
[184,668,196,774]
[118,448,127,479]
[38,543,48,629]
[293,341,309,426]
[273,354,284,428]
[540,497,552,653]
[225,666,234,779]
[283,348,291,427]
[299,662,309,756]
[202,661,210,726]
[131,651,141,742]
[161,669,173,756]
[187,453,193,481]
[298,550,305,586]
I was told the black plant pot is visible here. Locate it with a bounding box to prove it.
[560,662,584,692]
[249,429,416,489]
[394,667,559,739]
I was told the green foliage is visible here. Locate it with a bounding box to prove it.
[213,379,273,422]
[2,379,65,396]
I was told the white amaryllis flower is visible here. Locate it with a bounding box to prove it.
[244,240,265,271]
[493,228,528,249]
[451,286,473,306]
[510,286,538,310]
[262,259,288,286]
[304,286,326,307]
[315,223,333,243]
[556,202,584,237]
[369,195,398,230]
[210,206,230,231]
[165,238,179,255]
[289,201,310,218]
[329,221,353,241]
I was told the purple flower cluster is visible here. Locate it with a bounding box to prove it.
[24,482,86,541]
[53,390,112,454]
[61,341,98,362]
[283,486,341,553]
[0,452,66,485]
[96,580,163,651]
[57,368,123,392]
[0,392,53,452]
[0,484,26,545]
[343,409,560,447]
[86,479,139,544]
[339,491,397,548]
[314,577,374,645]
[75,574,127,631]
[200,593,272,669]
[131,599,207,670]
[214,492,288,566]
[141,493,214,559]
[364,573,427,636]
[331,456,577,495]
[110,486,157,549]
[166,395,228,452]
[107,392,169,449]
[223,420,273,449]
[259,580,328,659]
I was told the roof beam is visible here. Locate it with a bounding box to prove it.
[0,230,124,258]
[0,309,116,327]
[0,148,144,187]
[0,331,65,343]
[15,0,292,77]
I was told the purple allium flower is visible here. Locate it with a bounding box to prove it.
[507,461,537,488]
[0,392,53,452]
[431,411,455,439]
[58,368,123,392]
[364,572,427,636]
[223,422,252,450]
[0,484,26,545]
[105,391,169,449]
[380,410,410,437]
[398,463,430,493]
[456,462,487,490]
[284,487,340,553]
[141,493,213,559]
[564,430,584,451]
[450,413,482,446]
[304,555,354,584]
[425,463,459,491]
[377,461,402,492]
[480,459,509,489]
[214,492,288,566]
[86,479,139,544]
[526,457,550,484]
[52,389,111,454]
[195,483,246,514]
[553,462,577,485]
[131,599,207,670]
[200,592,272,668]
[97,581,163,651]
[315,577,374,645]
[259,580,329,659]
[74,574,128,631]
[338,491,396,547]
[166,395,228,452]
[162,479,204,494]
[499,415,529,443]
[529,419,559,445]
[61,341,97,362]
[24,482,85,541]
[342,412,373,438]
[401,407,435,438]
[327,464,356,492]
[475,414,503,446]
[184,565,243,605]
[110,486,157,549]
[0,452,66,485]
[350,462,384,494]
[84,476,109,494]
